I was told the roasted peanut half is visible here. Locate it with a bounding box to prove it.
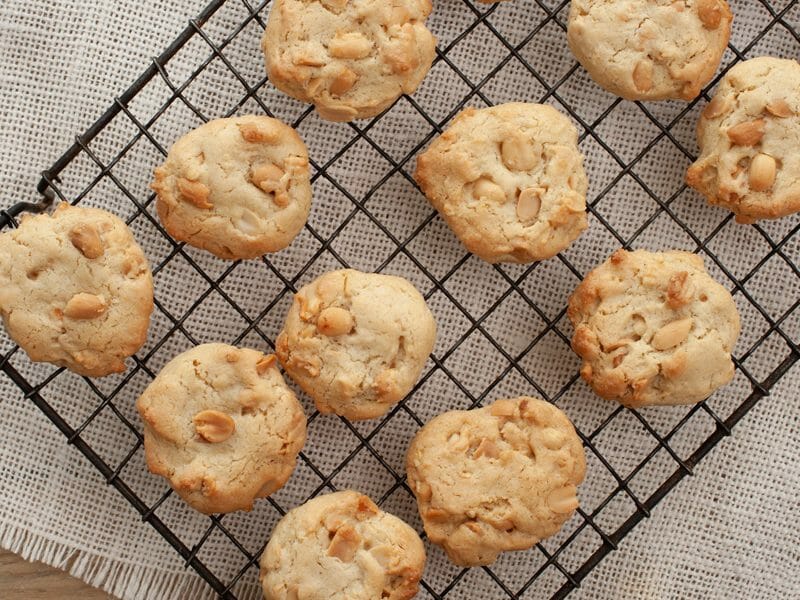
[547,485,579,514]
[651,317,693,351]
[473,178,506,203]
[317,306,354,336]
[193,410,235,443]
[765,99,794,118]
[516,187,543,223]
[696,0,724,29]
[64,293,107,320]
[69,224,104,259]
[749,153,777,192]
[727,119,766,146]
[177,178,213,209]
[501,135,538,172]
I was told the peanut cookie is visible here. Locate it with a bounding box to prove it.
[687,56,800,223]
[567,0,732,101]
[262,0,436,122]
[406,397,586,566]
[152,116,311,260]
[0,203,153,377]
[568,249,740,408]
[276,269,436,420]
[136,343,307,514]
[260,490,425,600]
[414,103,588,263]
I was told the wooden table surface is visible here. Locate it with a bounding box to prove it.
[0,549,113,599]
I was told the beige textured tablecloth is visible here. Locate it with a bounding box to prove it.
[1,1,798,598]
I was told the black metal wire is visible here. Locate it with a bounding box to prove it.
[2,0,799,598]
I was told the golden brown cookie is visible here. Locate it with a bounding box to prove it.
[567,0,732,101]
[0,203,153,377]
[406,397,586,566]
[259,490,426,600]
[568,249,741,407]
[415,103,588,263]
[152,116,311,260]
[262,0,436,122]
[687,56,800,223]
[137,343,307,514]
[276,269,436,420]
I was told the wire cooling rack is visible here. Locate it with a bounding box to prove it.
[2,0,799,598]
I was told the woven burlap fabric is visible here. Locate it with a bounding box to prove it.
[1,1,798,598]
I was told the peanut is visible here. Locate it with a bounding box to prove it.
[726,119,765,146]
[69,224,104,259]
[490,398,517,417]
[193,410,235,443]
[256,354,277,375]
[238,122,280,143]
[234,209,261,236]
[696,0,723,29]
[329,68,358,96]
[500,135,537,171]
[547,485,579,514]
[251,163,289,206]
[473,178,506,203]
[651,317,692,351]
[328,31,372,60]
[317,306,354,336]
[765,99,794,118]
[472,438,500,459]
[516,187,543,223]
[320,0,347,12]
[64,293,107,320]
[177,178,213,209]
[633,60,654,93]
[702,94,731,119]
[749,153,777,192]
[328,525,360,563]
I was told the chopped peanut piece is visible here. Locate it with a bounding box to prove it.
[177,178,213,209]
[696,0,723,29]
[69,224,104,259]
[328,525,360,563]
[328,31,373,59]
[633,60,654,93]
[317,306,354,337]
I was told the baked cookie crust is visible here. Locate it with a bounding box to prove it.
[152,116,311,260]
[262,0,436,122]
[567,0,732,101]
[415,103,588,264]
[687,56,800,223]
[568,249,741,407]
[259,490,425,600]
[406,397,586,566]
[276,269,436,420]
[137,343,307,514]
[0,202,153,377]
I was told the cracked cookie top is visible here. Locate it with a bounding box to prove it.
[568,249,741,407]
[276,269,436,421]
[152,116,311,260]
[687,56,800,224]
[262,0,436,122]
[0,203,153,377]
[406,397,586,566]
[259,490,425,600]
[136,343,307,514]
[567,0,732,101]
[414,103,588,264]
